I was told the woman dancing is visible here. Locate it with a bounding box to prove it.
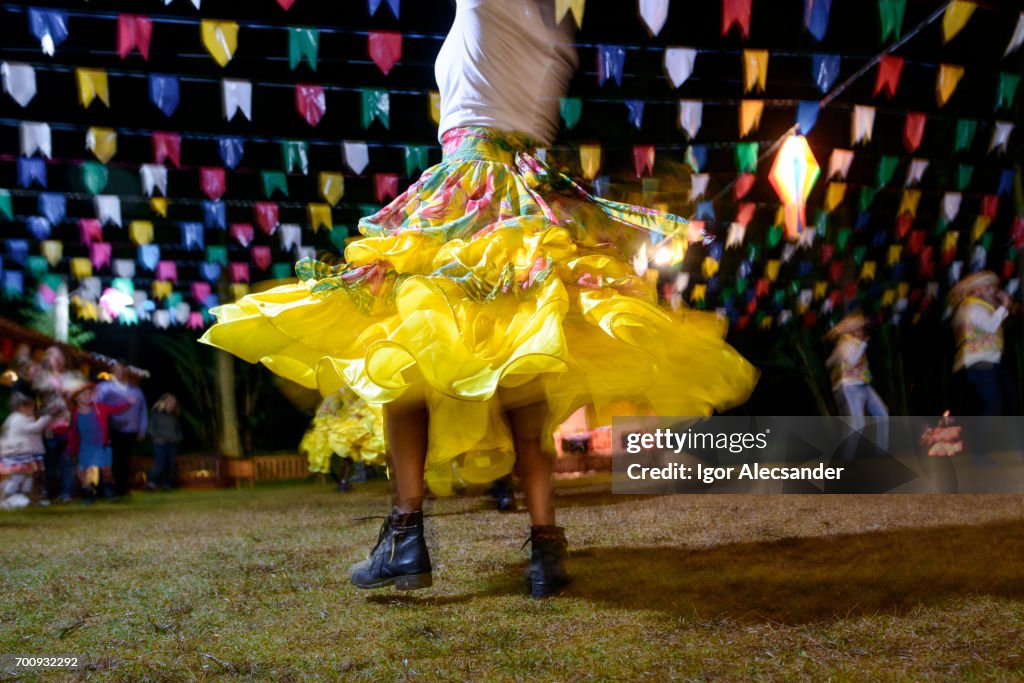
[201,0,757,597]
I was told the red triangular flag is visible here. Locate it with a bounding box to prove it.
[230,224,254,248]
[803,311,817,328]
[296,84,326,127]
[1002,260,1015,280]
[230,262,250,283]
[200,167,226,200]
[895,212,914,239]
[374,173,399,203]
[843,282,858,300]
[117,15,153,60]
[722,0,752,38]
[829,260,844,282]
[735,202,756,226]
[920,247,934,277]
[368,31,402,76]
[632,145,655,178]
[908,230,925,254]
[903,112,926,153]
[820,243,835,264]
[79,218,103,245]
[980,195,998,219]
[734,173,756,199]
[252,246,272,271]
[755,277,770,297]
[191,281,211,302]
[255,202,279,234]
[276,0,297,9]
[1012,216,1024,248]
[152,132,181,168]
[873,55,903,99]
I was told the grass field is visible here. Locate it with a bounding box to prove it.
[2,478,1024,681]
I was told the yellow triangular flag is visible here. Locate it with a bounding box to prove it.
[701,256,719,279]
[881,289,896,307]
[936,64,964,107]
[898,189,921,216]
[860,261,876,281]
[230,283,249,301]
[555,0,586,28]
[943,231,959,252]
[972,216,991,242]
[130,220,154,246]
[152,280,173,300]
[897,282,910,299]
[814,281,828,300]
[579,144,601,180]
[319,172,344,207]
[743,50,768,93]
[825,182,847,212]
[73,298,99,321]
[429,91,441,126]
[308,203,332,233]
[887,245,903,266]
[765,259,780,282]
[70,257,93,280]
[739,100,764,137]
[76,68,110,108]
[691,283,706,303]
[151,197,168,217]
[41,240,63,267]
[201,20,239,67]
[759,316,773,330]
[86,127,117,163]
[942,1,976,43]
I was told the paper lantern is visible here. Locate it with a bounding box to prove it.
[769,134,820,241]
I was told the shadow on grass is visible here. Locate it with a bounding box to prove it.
[472,518,1024,625]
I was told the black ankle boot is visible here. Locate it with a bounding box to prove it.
[350,508,432,590]
[526,525,569,598]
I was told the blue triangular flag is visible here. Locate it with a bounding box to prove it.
[625,100,645,129]
[203,200,226,230]
[149,75,180,117]
[4,271,24,297]
[17,158,47,189]
[696,200,715,221]
[181,222,205,251]
[804,0,832,41]
[27,216,51,241]
[597,45,626,87]
[28,9,69,52]
[797,101,820,134]
[138,244,161,271]
[200,262,222,282]
[998,169,1015,196]
[6,240,29,265]
[219,137,245,170]
[812,54,840,94]
[38,193,66,225]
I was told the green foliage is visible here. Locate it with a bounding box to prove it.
[148,332,219,448]
[19,306,95,348]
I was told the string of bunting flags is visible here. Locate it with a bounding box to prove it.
[0,0,1021,334]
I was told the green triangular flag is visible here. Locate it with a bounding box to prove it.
[735,278,748,294]
[42,274,62,291]
[754,311,766,326]
[996,73,1021,110]
[735,142,758,173]
[206,246,228,265]
[112,277,134,295]
[26,255,49,280]
[166,292,183,309]
[953,119,977,152]
[876,155,899,187]
[746,244,761,262]
[329,228,348,251]
[934,217,950,235]
[282,141,309,175]
[767,225,783,248]
[853,245,867,266]
[288,28,319,71]
[81,161,108,195]
[361,88,390,129]
[684,146,701,174]
[859,187,877,211]
[980,232,993,252]
[772,290,785,307]
[956,164,973,191]
[261,171,289,198]
[271,263,294,280]
[560,97,582,130]
[404,145,430,177]
[837,228,851,252]
[878,0,906,42]
[0,190,11,219]
[815,210,829,236]
[358,203,379,217]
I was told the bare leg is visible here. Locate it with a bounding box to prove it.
[507,402,555,526]
[383,401,428,513]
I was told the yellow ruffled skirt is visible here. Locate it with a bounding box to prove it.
[300,389,385,474]
[201,127,758,494]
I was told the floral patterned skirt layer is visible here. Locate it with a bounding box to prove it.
[201,127,758,494]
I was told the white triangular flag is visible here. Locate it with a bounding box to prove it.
[153,310,171,329]
[297,246,316,261]
[1005,12,1024,57]
[19,122,51,158]
[78,277,102,301]
[822,298,834,314]
[173,302,191,325]
[674,272,689,294]
[942,192,962,222]
[113,259,136,279]
[222,79,252,121]
[632,242,648,277]
[95,195,122,228]
[852,105,875,145]
[989,121,1014,154]
[970,246,987,272]
[164,0,202,10]
[140,164,168,197]
[798,227,816,249]
[905,159,929,186]
[279,224,302,252]
[1007,278,1020,297]
[726,222,746,248]
[827,149,853,180]
[639,0,669,36]
[782,243,798,263]
[342,141,369,175]
[798,289,813,308]
[2,62,36,107]
[678,100,702,139]
[894,297,908,313]
[949,261,963,285]
[689,173,709,201]
[777,310,793,326]
[535,148,547,164]
[664,48,696,88]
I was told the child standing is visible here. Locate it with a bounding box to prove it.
[147,394,183,491]
[0,393,52,508]
[64,379,132,503]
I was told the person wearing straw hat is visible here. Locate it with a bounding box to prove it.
[826,311,889,461]
[948,270,1018,464]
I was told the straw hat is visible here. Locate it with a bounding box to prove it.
[826,311,867,341]
[62,377,95,400]
[948,270,998,309]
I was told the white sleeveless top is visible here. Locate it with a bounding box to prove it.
[435,0,578,145]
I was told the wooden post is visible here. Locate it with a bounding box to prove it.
[215,349,243,459]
